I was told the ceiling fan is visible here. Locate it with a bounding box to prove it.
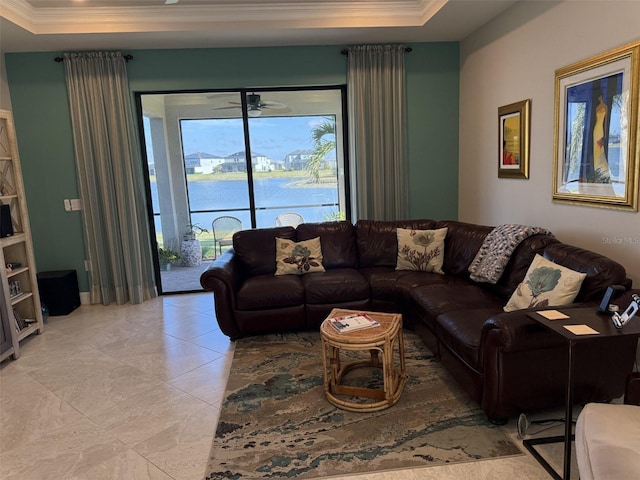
[213,93,291,117]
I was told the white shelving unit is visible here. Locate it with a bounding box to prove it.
[0,109,44,362]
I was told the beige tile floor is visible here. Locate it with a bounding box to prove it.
[0,293,573,479]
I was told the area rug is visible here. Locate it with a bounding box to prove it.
[204,331,522,479]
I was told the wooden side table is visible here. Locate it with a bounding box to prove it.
[524,308,640,480]
[320,308,407,412]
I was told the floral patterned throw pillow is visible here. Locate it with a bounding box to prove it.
[504,254,586,312]
[395,228,448,274]
[275,237,325,276]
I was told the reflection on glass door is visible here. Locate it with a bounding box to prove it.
[138,87,349,294]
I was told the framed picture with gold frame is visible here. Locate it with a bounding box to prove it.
[498,99,530,179]
[552,41,639,211]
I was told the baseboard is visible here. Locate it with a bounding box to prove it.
[79,292,90,305]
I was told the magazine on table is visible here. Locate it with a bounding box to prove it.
[328,312,380,333]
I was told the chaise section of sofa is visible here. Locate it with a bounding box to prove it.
[410,237,634,422]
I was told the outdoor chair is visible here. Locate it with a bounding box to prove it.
[275,212,304,227]
[212,216,242,257]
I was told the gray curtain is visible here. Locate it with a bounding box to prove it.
[347,44,409,220]
[63,52,156,305]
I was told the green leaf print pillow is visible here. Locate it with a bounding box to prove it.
[504,254,586,312]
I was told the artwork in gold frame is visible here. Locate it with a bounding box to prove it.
[552,41,639,211]
[498,99,530,179]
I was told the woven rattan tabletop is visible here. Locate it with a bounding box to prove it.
[320,309,402,345]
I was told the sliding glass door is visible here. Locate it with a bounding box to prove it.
[138,87,349,293]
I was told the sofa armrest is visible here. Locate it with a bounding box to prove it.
[200,250,244,339]
[481,309,566,354]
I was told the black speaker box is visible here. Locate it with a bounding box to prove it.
[0,204,14,237]
[37,270,81,316]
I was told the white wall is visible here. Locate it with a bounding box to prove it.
[459,0,640,284]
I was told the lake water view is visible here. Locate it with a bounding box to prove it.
[150,176,342,231]
[566,144,622,180]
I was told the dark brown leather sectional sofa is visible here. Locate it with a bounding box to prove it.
[200,219,639,422]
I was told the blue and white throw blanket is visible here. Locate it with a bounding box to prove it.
[468,224,554,284]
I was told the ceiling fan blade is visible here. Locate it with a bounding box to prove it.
[212,106,241,110]
[262,106,292,114]
[261,101,288,109]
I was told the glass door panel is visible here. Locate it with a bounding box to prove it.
[180,114,251,261]
[140,92,250,293]
[247,89,345,227]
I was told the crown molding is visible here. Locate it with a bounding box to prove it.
[1,0,448,34]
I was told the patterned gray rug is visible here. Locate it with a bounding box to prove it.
[204,331,522,479]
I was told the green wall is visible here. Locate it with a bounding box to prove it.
[5,43,459,293]
[405,43,459,219]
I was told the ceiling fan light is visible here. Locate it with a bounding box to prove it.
[247,108,262,117]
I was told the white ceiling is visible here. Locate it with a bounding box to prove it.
[0,0,518,53]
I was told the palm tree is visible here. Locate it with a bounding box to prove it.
[307,117,336,183]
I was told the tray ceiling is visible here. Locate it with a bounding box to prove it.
[0,0,519,52]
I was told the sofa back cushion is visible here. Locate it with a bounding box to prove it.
[492,233,560,297]
[435,221,493,277]
[296,221,358,269]
[233,226,296,276]
[356,219,438,268]
[542,243,627,302]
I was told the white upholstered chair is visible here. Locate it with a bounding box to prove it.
[575,373,640,480]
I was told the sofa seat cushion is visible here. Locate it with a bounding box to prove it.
[302,268,369,305]
[361,267,464,304]
[411,283,504,320]
[436,308,504,369]
[236,274,304,310]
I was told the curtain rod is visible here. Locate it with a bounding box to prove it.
[341,47,412,55]
[54,54,134,62]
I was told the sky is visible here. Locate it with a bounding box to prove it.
[144,115,333,164]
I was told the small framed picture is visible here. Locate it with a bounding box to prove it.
[9,280,22,298]
[498,99,531,179]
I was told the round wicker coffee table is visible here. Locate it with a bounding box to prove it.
[320,308,407,412]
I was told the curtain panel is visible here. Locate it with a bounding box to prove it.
[347,44,409,220]
[63,52,156,305]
